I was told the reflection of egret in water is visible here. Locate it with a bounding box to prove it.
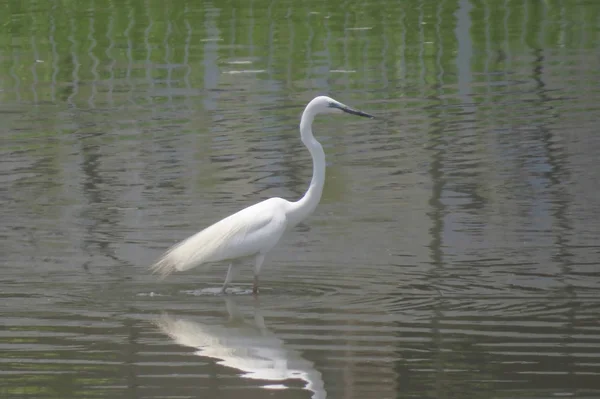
[155,298,327,399]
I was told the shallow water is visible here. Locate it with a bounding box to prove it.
[2,0,600,398]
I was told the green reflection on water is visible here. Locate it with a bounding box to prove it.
[0,0,597,106]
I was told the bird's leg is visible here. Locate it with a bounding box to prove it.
[221,262,235,294]
[252,254,265,294]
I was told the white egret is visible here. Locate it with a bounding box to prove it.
[151,96,374,294]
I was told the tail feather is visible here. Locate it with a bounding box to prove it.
[150,211,250,279]
[150,252,178,279]
[150,235,207,278]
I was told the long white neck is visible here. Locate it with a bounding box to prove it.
[286,108,325,228]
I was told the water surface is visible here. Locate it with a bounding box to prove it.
[2,0,600,398]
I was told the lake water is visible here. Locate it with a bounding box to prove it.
[2,0,600,398]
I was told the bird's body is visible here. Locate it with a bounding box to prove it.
[151,96,373,294]
[152,198,288,274]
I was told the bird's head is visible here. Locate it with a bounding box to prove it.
[309,96,374,118]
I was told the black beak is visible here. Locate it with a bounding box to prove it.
[341,106,374,118]
[332,103,374,118]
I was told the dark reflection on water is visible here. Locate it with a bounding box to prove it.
[2,0,600,398]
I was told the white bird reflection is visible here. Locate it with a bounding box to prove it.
[155,298,326,399]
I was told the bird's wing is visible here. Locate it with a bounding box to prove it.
[151,198,288,277]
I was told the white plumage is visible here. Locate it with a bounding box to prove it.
[151,96,373,294]
[152,198,288,275]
